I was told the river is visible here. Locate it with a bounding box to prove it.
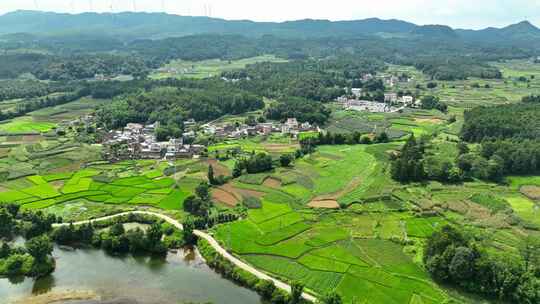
[0,244,262,304]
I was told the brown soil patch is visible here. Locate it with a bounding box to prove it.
[445,200,470,214]
[307,176,362,208]
[206,159,231,176]
[264,143,299,153]
[316,176,362,201]
[520,185,540,200]
[49,161,83,173]
[22,135,44,142]
[51,180,65,190]
[415,118,443,124]
[212,188,240,207]
[263,177,282,189]
[464,200,492,220]
[221,183,264,199]
[0,148,10,158]
[308,199,340,209]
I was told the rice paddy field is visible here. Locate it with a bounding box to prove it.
[386,60,540,109]
[326,106,449,140]
[209,138,540,303]
[0,157,215,221]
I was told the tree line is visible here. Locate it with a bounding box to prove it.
[425,225,539,303]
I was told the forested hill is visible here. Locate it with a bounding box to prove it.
[1,10,540,45]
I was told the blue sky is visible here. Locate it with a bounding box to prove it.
[1,0,539,29]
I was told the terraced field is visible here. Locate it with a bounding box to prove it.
[207,132,540,303]
[0,157,216,223]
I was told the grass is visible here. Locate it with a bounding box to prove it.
[506,195,540,227]
[0,116,56,134]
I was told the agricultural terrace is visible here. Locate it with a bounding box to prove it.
[208,135,299,158]
[386,60,540,109]
[150,55,288,79]
[0,158,219,221]
[207,137,540,303]
[326,105,450,140]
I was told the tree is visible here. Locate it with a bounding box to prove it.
[0,208,14,239]
[25,235,53,262]
[319,292,342,304]
[279,154,293,167]
[182,219,197,245]
[290,281,304,304]
[256,280,276,299]
[195,182,210,201]
[146,223,166,254]
[427,82,438,89]
[449,246,477,281]
[375,132,389,143]
[391,135,426,183]
[421,95,447,112]
[109,222,125,237]
[232,161,243,178]
[208,165,216,185]
[0,242,10,259]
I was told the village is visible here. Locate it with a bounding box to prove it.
[101,117,319,161]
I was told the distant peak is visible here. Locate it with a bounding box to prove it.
[504,20,539,31]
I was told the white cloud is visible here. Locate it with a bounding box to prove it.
[1,0,540,29]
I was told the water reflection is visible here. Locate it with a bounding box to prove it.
[0,245,261,304]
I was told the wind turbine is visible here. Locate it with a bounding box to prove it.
[132,0,137,11]
[88,0,93,11]
[33,0,39,10]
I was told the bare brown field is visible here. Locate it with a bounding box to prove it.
[307,199,340,209]
[212,188,240,207]
[415,118,444,124]
[263,177,282,189]
[520,185,540,200]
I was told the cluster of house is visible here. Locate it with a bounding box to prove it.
[359,73,411,88]
[337,92,421,113]
[340,99,396,113]
[102,122,205,160]
[202,118,319,139]
[383,93,421,107]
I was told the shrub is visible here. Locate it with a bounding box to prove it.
[243,197,262,209]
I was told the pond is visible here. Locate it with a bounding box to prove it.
[0,244,262,304]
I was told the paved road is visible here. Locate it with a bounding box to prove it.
[54,211,317,303]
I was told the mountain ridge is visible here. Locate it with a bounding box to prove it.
[0,10,538,43]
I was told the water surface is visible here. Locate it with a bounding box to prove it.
[0,245,261,304]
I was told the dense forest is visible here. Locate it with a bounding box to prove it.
[96,81,263,139]
[460,100,540,176]
[228,57,383,102]
[461,102,540,142]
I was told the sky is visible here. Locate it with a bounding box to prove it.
[1,0,540,29]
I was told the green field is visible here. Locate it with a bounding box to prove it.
[0,158,215,222]
[0,116,56,134]
[150,55,288,79]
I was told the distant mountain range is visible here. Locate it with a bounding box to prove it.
[0,10,539,44]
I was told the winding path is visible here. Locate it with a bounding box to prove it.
[53,211,317,303]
